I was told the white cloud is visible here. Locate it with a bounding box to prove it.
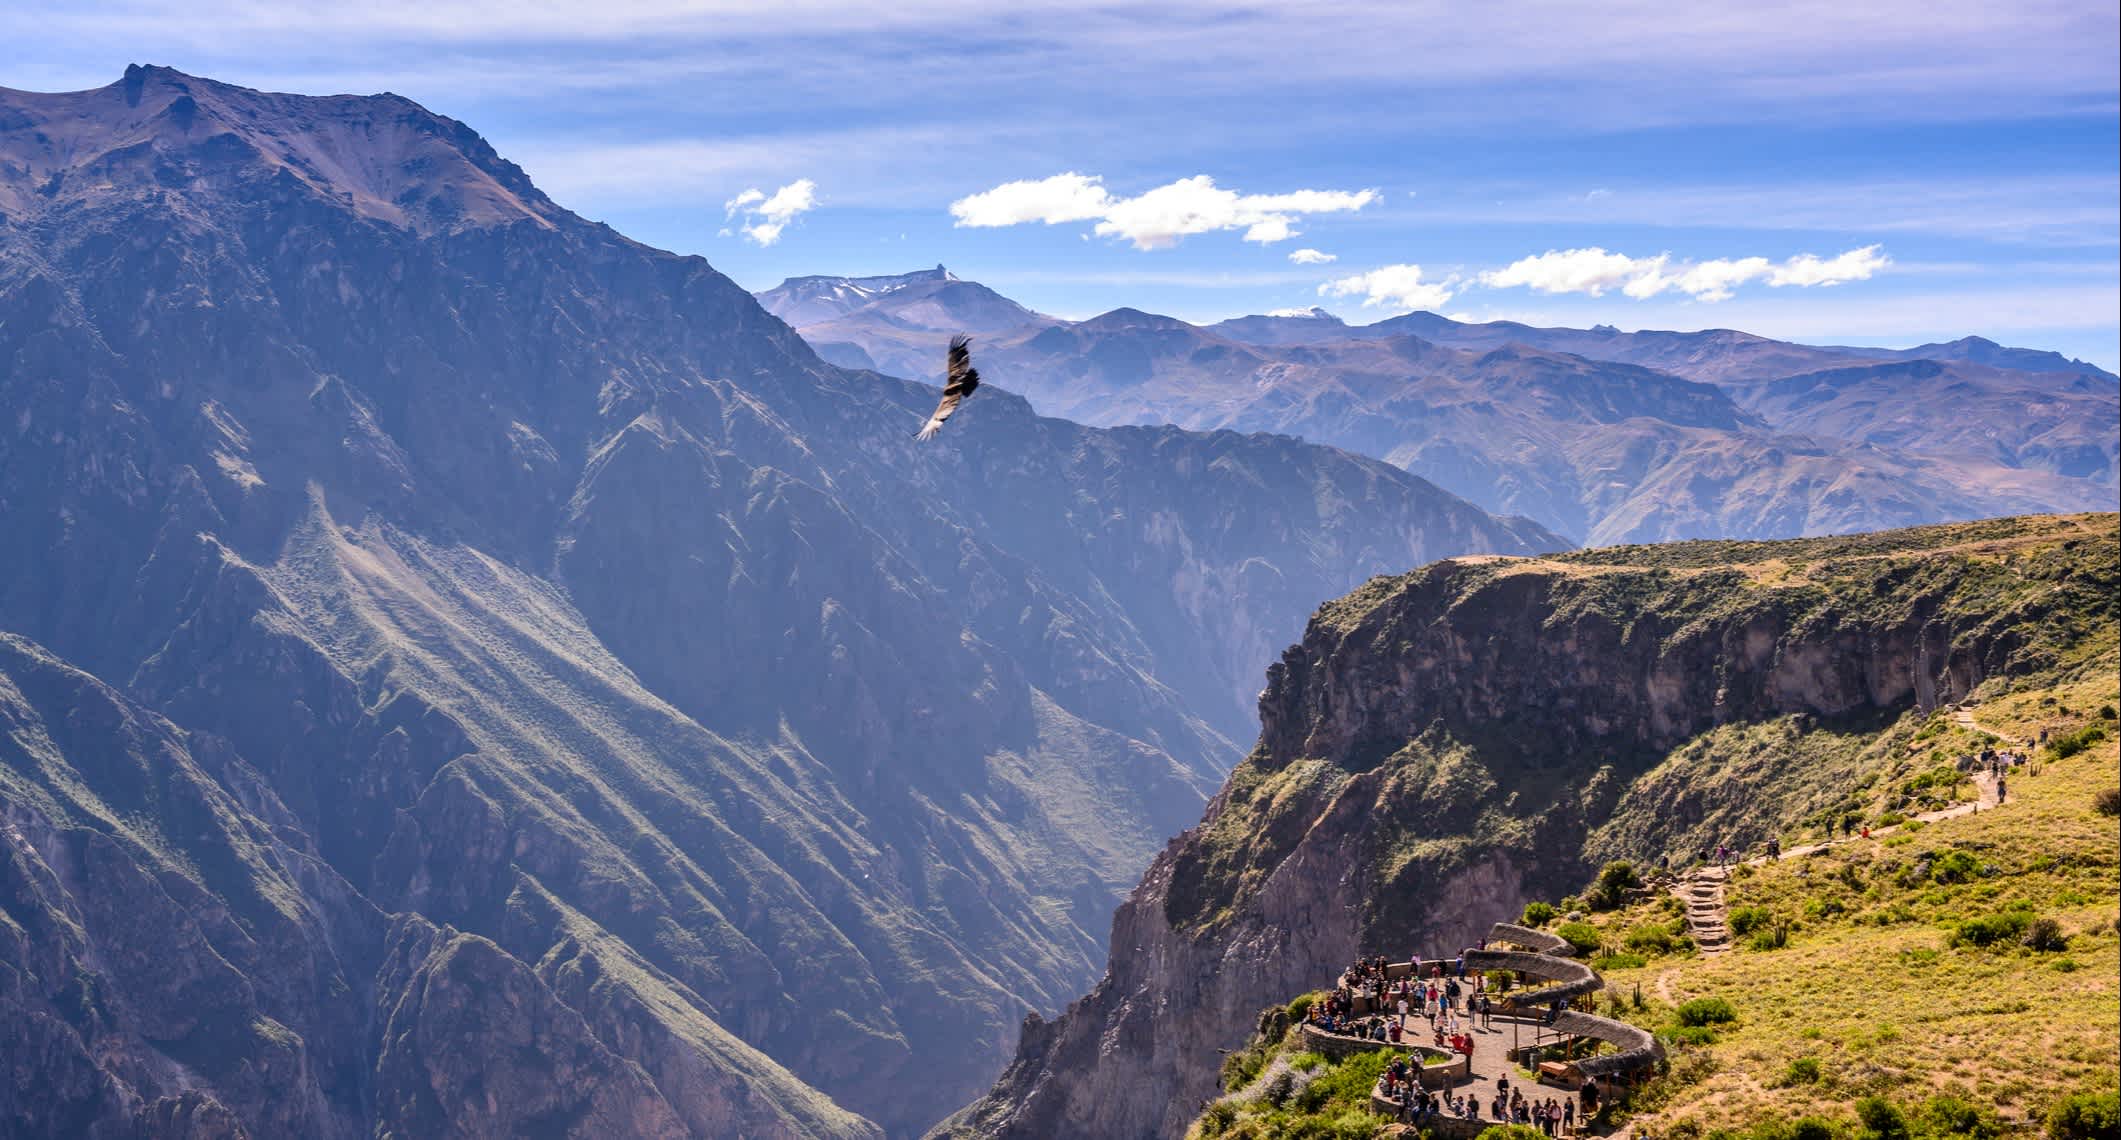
[1266,306,1335,318]
[723,178,817,245]
[1480,244,1891,302]
[948,172,1113,227]
[1769,244,1892,287]
[1481,247,1650,298]
[1319,264,1456,311]
[1287,248,1338,264]
[951,173,1378,250]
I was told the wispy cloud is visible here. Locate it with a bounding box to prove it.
[1319,264,1457,310]
[951,173,1378,250]
[1420,177,2120,247]
[723,179,817,245]
[1479,245,1889,302]
[1287,248,1337,265]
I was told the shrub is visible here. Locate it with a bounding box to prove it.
[1626,922,1680,955]
[1803,897,1846,920]
[1555,921,1602,957]
[1286,992,1318,1022]
[1781,1056,1822,1085]
[1790,1119,1836,1140]
[1475,1126,1550,1140]
[1522,901,1558,927]
[1748,924,1789,952]
[1930,850,1981,883]
[1593,952,1648,970]
[1856,1096,1911,1140]
[1588,861,1642,910]
[1951,911,2032,948]
[2047,1090,2120,1140]
[2048,723,2109,761]
[1261,1066,1296,1106]
[2050,958,2081,973]
[1729,906,1774,936]
[2021,916,2071,952]
[2095,788,2119,817]
[1199,1100,1238,1136]
[1919,1095,2002,1139]
[1662,1025,1719,1046]
[1675,997,1738,1027]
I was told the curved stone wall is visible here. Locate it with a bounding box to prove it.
[1463,948,1602,1007]
[1485,923,1574,956]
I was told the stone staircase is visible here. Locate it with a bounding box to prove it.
[1677,865,1731,955]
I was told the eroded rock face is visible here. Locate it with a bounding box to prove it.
[946,517,2118,1139]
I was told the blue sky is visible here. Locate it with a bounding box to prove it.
[10,1,2119,367]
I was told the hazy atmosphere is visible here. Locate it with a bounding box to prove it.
[1,5,2116,1140]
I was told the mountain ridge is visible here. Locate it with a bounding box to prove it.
[763,270,2118,544]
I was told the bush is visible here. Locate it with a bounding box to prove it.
[1286,992,1318,1022]
[1554,921,1602,957]
[1522,901,1558,927]
[1856,1096,1911,1140]
[1951,911,2032,948]
[2047,723,2109,761]
[1675,996,1738,1027]
[1661,1025,1719,1046]
[1729,905,1774,936]
[2021,917,2071,952]
[2051,958,2081,973]
[1593,952,1648,970]
[2095,788,2119,817]
[1199,1100,1238,1136]
[1588,861,1642,910]
[1919,1095,2003,1139]
[1930,850,1981,883]
[1476,1126,1550,1140]
[1790,1119,1836,1140]
[1803,897,1846,920]
[1625,922,1680,955]
[2047,1090,2120,1139]
[1781,1056,1822,1085]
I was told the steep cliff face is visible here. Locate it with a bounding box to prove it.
[945,513,2119,1139]
[0,68,1555,1138]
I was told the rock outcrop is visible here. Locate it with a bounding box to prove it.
[943,514,2118,1139]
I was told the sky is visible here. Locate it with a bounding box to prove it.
[8,1,2119,368]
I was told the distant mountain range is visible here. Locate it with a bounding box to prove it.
[759,270,2118,545]
[0,66,1553,1140]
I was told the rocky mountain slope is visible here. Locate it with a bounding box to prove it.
[765,273,2118,545]
[941,512,2118,1139]
[0,66,1555,1139]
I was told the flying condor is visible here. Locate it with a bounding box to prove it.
[916,334,981,441]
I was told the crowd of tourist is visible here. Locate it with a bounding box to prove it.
[1320,949,1623,1136]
